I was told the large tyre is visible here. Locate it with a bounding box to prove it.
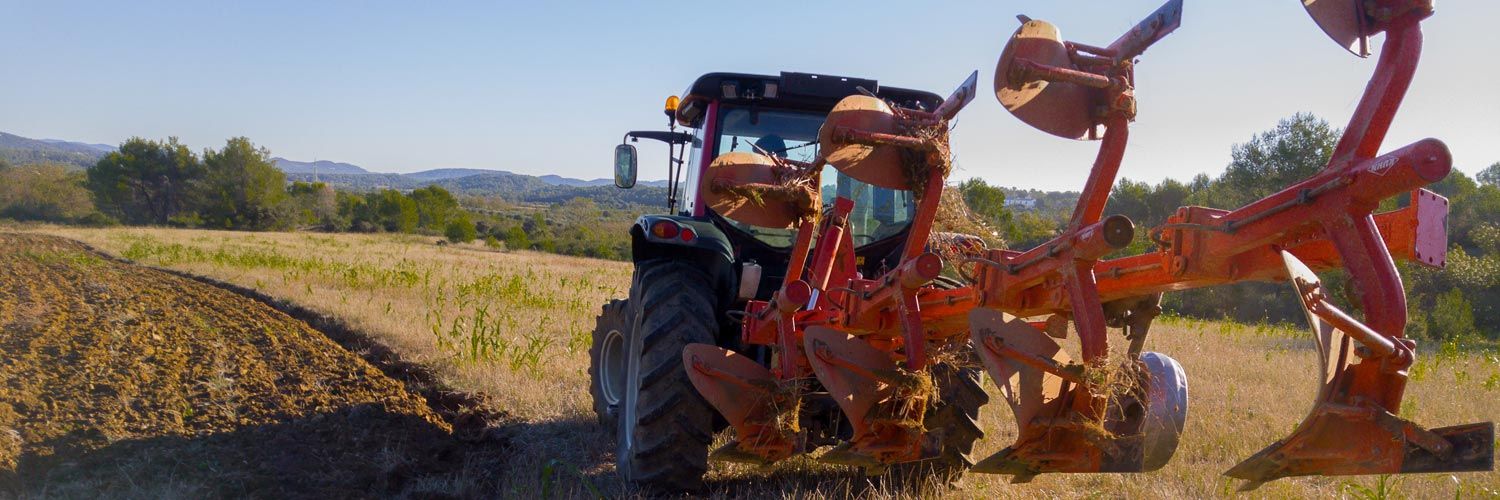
[616,260,718,492]
[589,299,633,433]
[888,351,988,485]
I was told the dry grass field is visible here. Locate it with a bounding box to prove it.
[14,225,1500,498]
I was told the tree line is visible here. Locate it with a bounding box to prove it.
[1100,113,1500,340]
[0,136,643,255]
[0,137,481,244]
[4,116,1497,339]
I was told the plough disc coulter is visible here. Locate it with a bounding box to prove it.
[599,0,1494,491]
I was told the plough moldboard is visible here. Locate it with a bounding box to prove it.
[681,0,1493,488]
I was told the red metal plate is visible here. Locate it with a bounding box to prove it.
[969,308,1071,434]
[682,343,777,427]
[802,326,898,434]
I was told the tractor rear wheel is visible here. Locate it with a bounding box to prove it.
[889,352,988,485]
[615,260,717,492]
[588,299,633,433]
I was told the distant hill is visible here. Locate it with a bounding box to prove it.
[272,158,370,175]
[38,138,113,153]
[287,168,670,207]
[274,156,673,204]
[0,132,113,169]
[0,131,672,207]
[405,168,515,182]
[409,169,627,187]
[539,174,613,187]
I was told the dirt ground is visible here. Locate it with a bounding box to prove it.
[0,233,506,498]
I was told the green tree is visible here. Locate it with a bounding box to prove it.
[1154,114,1342,325]
[1428,168,1477,200]
[504,225,531,250]
[194,137,288,230]
[410,185,460,229]
[287,181,342,229]
[87,137,203,224]
[0,163,97,222]
[1107,179,1151,224]
[1428,289,1479,340]
[957,178,1012,233]
[372,189,418,233]
[336,191,373,231]
[1478,162,1500,187]
[1196,113,1339,208]
[445,214,477,243]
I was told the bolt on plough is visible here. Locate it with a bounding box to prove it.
[598,0,1493,491]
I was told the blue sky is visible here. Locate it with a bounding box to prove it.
[2,1,1496,191]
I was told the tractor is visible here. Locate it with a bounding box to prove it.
[592,70,987,490]
[593,0,1493,493]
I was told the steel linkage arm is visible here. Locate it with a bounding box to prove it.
[973,117,1136,361]
[1092,138,1451,301]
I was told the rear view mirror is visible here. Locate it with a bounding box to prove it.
[614,144,638,189]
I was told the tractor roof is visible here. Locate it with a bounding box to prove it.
[674,72,944,128]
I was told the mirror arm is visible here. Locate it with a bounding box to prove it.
[624,130,693,145]
[666,137,679,213]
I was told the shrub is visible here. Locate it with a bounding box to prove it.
[445,216,477,243]
[504,225,530,251]
[1428,288,1479,340]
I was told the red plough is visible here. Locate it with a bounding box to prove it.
[661,0,1493,489]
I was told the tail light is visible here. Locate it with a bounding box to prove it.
[649,220,681,239]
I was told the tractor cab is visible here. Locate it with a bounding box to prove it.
[614,72,944,301]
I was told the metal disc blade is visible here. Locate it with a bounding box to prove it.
[700,152,804,228]
[1304,0,1372,57]
[994,19,1099,140]
[818,95,910,190]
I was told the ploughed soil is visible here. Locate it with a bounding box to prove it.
[0,233,504,498]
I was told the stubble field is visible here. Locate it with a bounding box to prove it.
[6,225,1497,498]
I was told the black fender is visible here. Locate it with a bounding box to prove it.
[630,214,739,347]
[631,215,734,264]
